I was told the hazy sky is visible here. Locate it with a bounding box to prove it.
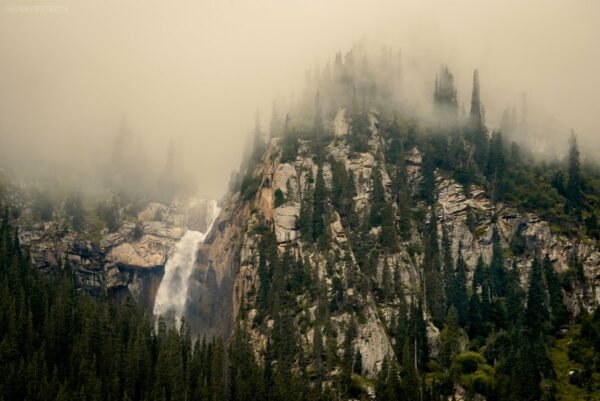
[1,0,599,198]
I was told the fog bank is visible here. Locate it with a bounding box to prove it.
[0,0,598,198]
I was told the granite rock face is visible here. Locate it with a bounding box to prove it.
[189,110,599,385]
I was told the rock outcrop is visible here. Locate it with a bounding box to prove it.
[18,198,216,311]
[189,109,599,385]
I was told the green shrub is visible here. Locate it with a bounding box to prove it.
[240,172,262,201]
[274,188,285,208]
[132,220,144,240]
[455,352,486,374]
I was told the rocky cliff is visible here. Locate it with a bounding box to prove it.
[190,108,600,380]
[18,198,216,311]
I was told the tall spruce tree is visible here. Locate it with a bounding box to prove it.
[526,257,549,336]
[542,254,567,329]
[433,66,459,122]
[468,69,489,171]
[487,132,506,201]
[313,164,328,242]
[421,150,437,204]
[451,244,469,327]
[441,225,454,308]
[490,227,507,297]
[567,131,582,208]
[439,306,462,369]
[394,165,412,240]
[298,169,314,241]
[423,205,445,327]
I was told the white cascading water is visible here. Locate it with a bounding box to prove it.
[153,200,221,322]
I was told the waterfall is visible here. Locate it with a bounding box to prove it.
[153,200,220,322]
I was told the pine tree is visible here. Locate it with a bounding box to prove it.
[64,191,85,231]
[423,205,445,327]
[280,115,299,163]
[312,164,327,241]
[353,349,363,375]
[505,260,524,329]
[441,225,454,308]
[330,159,355,221]
[313,326,324,379]
[408,298,429,372]
[567,131,582,208]
[381,258,393,303]
[525,257,549,337]
[370,165,386,227]
[348,87,371,153]
[314,92,324,140]
[468,291,484,339]
[468,70,489,171]
[298,169,314,242]
[542,255,567,329]
[341,320,358,393]
[465,205,477,235]
[439,306,462,369]
[421,150,436,204]
[451,245,469,327]
[433,66,458,122]
[487,132,506,201]
[394,165,412,240]
[490,227,507,297]
[469,69,484,131]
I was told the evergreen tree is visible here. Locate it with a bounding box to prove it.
[381,258,393,303]
[468,70,489,171]
[505,260,525,329]
[441,225,454,309]
[490,227,507,297]
[433,66,458,122]
[469,69,484,131]
[423,205,445,327]
[439,306,462,369]
[330,159,355,219]
[280,115,299,163]
[525,257,549,337]
[348,87,371,153]
[520,257,553,400]
[313,92,324,140]
[408,298,429,372]
[421,150,436,204]
[298,169,314,241]
[393,165,412,240]
[450,245,469,327]
[487,132,506,201]
[542,255,567,329]
[312,164,328,241]
[353,349,363,375]
[567,131,582,207]
[313,326,324,379]
[341,320,357,393]
[465,205,477,235]
[370,164,386,227]
[64,191,85,231]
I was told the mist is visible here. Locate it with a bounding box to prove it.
[1,0,599,199]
